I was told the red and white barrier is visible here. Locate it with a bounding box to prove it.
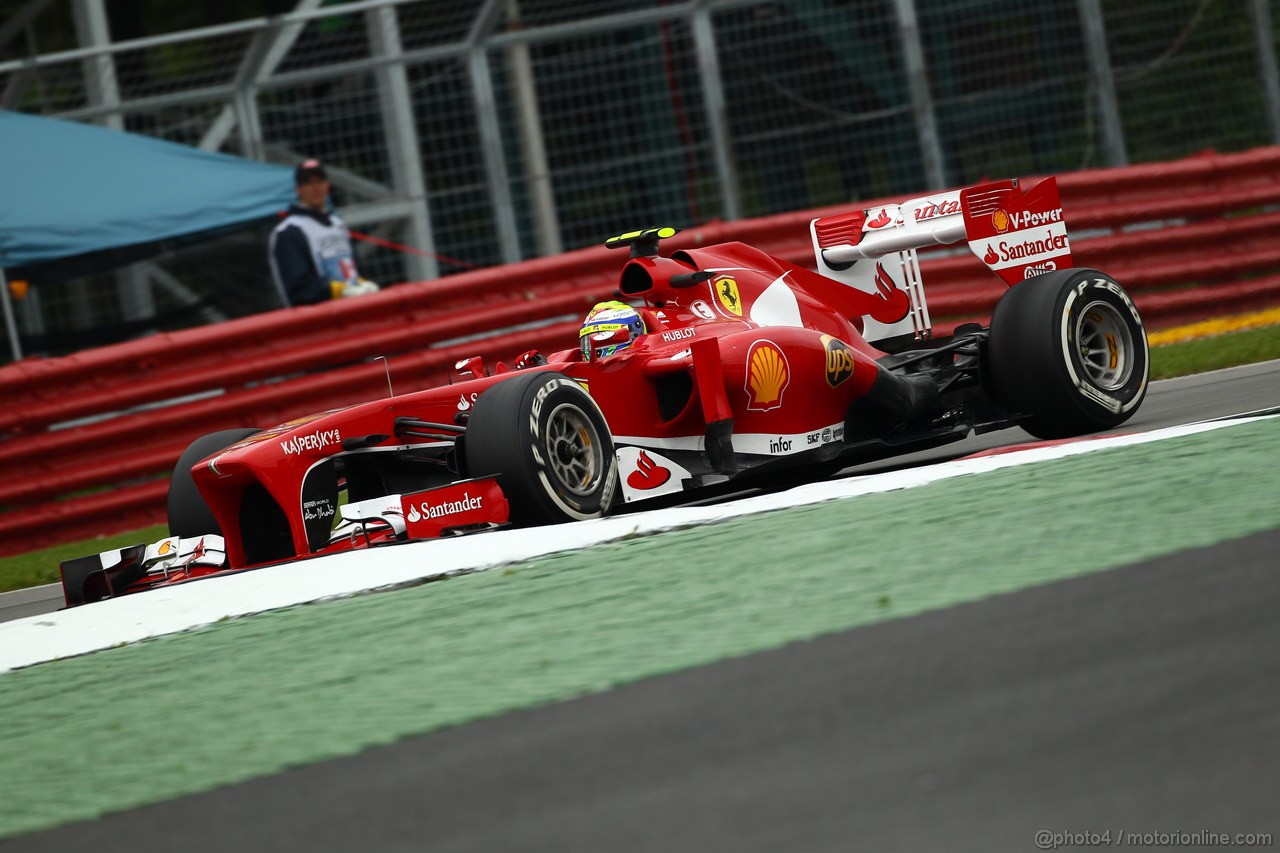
[2,146,1278,556]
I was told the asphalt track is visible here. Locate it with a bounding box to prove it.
[8,530,1278,852]
[4,360,1279,623]
[3,361,1279,851]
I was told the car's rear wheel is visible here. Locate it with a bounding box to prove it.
[168,427,261,538]
[465,371,618,525]
[987,268,1148,439]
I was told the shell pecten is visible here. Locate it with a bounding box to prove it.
[746,341,789,410]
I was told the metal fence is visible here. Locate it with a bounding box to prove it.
[2,0,1278,361]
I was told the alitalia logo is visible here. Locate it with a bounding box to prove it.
[281,429,341,455]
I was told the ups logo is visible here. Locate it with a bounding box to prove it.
[822,335,854,387]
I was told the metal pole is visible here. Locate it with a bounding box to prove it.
[71,0,122,130]
[74,0,160,334]
[232,85,266,162]
[367,3,439,281]
[1075,0,1128,166]
[202,0,325,153]
[469,44,522,264]
[228,18,281,161]
[1248,0,1280,143]
[691,1,740,220]
[891,0,947,189]
[0,268,22,362]
[506,0,562,257]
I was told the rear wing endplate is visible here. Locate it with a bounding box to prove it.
[810,178,1072,346]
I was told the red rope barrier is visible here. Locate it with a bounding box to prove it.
[348,229,480,271]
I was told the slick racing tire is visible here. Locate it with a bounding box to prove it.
[168,427,261,538]
[988,268,1148,439]
[465,371,618,526]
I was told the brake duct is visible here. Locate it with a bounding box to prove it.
[844,365,940,438]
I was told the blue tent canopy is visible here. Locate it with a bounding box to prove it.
[0,110,294,271]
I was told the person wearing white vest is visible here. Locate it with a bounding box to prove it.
[268,159,380,307]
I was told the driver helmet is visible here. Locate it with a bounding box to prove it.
[579,300,645,362]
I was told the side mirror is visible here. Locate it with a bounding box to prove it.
[670,271,713,288]
[454,355,488,379]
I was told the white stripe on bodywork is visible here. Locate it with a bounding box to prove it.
[613,422,844,456]
[748,273,804,328]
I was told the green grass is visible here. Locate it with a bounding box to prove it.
[1,325,1276,596]
[1149,323,1280,380]
[0,525,167,594]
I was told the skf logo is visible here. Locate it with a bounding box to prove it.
[745,340,789,411]
[992,209,1010,233]
[627,450,671,490]
[821,335,855,387]
[714,276,742,317]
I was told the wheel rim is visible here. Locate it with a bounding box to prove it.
[544,403,603,496]
[1075,300,1134,391]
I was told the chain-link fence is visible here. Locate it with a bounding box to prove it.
[2,0,1278,361]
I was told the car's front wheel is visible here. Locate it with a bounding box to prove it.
[167,427,261,538]
[465,371,618,526]
[987,268,1148,439]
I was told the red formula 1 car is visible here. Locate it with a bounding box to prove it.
[60,177,1148,606]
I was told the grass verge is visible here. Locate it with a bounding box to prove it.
[2,324,1277,595]
[0,525,168,594]
[1148,323,1280,380]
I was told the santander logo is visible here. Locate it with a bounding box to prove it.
[868,263,911,324]
[865,208,893,229]
[627,450,671,490]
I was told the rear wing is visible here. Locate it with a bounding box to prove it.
[810,177,1072,346]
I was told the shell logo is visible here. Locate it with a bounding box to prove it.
[158,540,174,555]
[992,208,1010,233]
[745,341,789,411]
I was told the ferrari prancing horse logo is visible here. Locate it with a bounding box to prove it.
[714,276,742,317]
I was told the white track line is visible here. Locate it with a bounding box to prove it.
[1,414,1273,674]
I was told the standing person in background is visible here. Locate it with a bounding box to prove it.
[268,158,380,307]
